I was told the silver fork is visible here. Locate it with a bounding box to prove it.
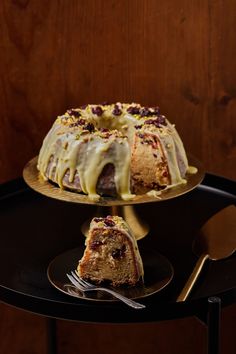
[66,270,146,309]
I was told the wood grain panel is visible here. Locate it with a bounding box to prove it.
[0,303,235,354]
[0,303,46,354]
[0,0,235,183]
[205,0,236,177]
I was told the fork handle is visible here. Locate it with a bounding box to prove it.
[96,288,146,309]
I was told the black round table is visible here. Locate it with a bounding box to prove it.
[0,173,235,354]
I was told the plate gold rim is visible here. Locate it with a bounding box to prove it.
[47,247,174,302]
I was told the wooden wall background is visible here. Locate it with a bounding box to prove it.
[0,0,235,353]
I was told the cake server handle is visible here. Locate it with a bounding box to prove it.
[176,253,209,302]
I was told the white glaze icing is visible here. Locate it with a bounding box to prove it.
[37,103,193,200]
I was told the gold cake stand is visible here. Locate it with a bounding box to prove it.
[23,155,204,240]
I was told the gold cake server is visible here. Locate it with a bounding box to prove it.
[177,205,236,302]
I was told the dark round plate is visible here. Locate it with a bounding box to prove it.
[47,247,174,301]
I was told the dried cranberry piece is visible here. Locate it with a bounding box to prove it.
[78,119,86,125]
[140,107,151,117]
[90,240,103,250]
[112,104,122,116]
[127,106,140,115]
[69,119,86,128]
[67,109,81,117]
[104,218,115,227]
[157,115,167,126]
[145,119,155,125]
[145,116,167,127]
[140,106,160,117]
[94,217,103,222]
[134,125,142,129]
[92,106,103,116]
[84,123,95,132]
[153,106,160,115]
[111,245,126,259]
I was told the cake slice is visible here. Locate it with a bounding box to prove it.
[77,216,144,287]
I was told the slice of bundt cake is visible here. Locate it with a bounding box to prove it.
[77,216,144,287]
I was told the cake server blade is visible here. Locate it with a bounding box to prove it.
[177,205,236,302]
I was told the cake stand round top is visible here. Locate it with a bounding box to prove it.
[23,155,204,206]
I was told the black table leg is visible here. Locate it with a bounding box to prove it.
[46,318,57,354]
[207,297,221,354]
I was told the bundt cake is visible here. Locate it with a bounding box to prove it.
[77,216,144,287]
[37,102,194,200]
